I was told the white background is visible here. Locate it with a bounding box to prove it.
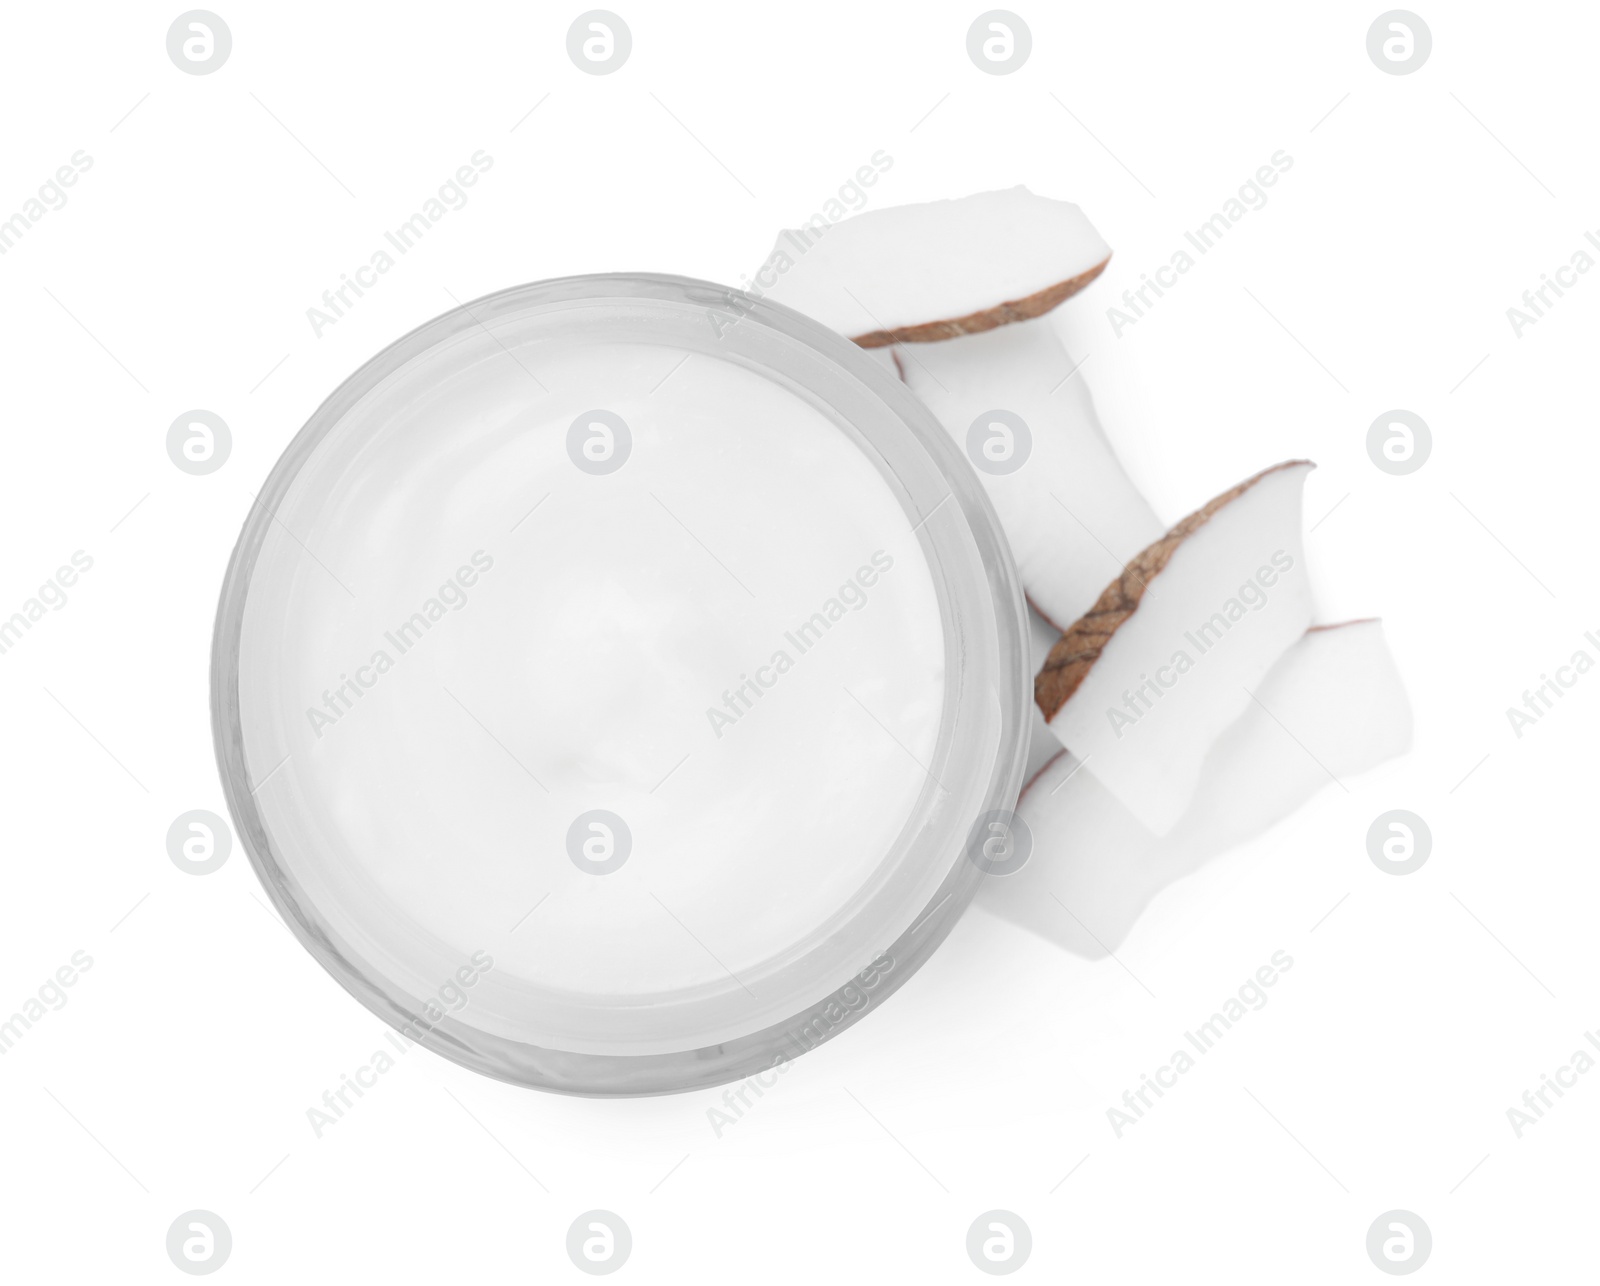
[2,0,1595,1279]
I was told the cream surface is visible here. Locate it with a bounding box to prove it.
[239,338,947,1041]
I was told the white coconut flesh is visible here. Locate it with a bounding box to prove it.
[1036,461,1315,836]
[761,187,1112,346]
[981,619,1413,956]
[752,184,1411,871]
[896,317,1164,629]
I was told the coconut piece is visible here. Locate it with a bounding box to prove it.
[1037,461,1315,835]
[761,188,1111,347]
[1023,605,1066,785]
[980,620,1413,956]
[897,318,1164,629]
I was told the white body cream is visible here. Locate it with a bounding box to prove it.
[241,338,945,1051]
